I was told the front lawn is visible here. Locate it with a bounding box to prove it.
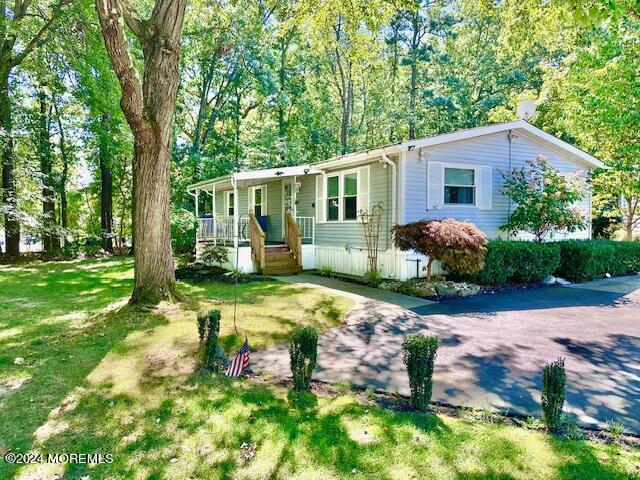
[1,259,638,479]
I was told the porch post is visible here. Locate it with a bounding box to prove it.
[232,177,239,250]
[292,175,298,217]
[212,183,217,244]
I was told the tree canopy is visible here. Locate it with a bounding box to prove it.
[0,0,637,268]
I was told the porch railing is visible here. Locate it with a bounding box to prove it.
[197,216,249,243]
[285,210,303,268]
[248,213,266,270]
[293,216,314,242]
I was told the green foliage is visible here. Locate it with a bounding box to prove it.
[555,240,640,282]
[450,240,561,285]
[402,334,438,411]
[541,357,566,432]
[171,208,197,254]
[501,156,587,242]
[363,269,383,287]
[197,309,223,371]
[289,326,318,391]
[225,267,248,281]
[319,265,333,277]
[393,219,487,281]
[201,243,229,267]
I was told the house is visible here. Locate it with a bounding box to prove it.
[187,120,603,279]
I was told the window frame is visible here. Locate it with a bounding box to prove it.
[248,185,267,217]
[443,164,477,207]
[325,174,341,222]
[323,168,361,223]
[225,191,235,217]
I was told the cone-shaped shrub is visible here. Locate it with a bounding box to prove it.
[197,310,221,369]
[542,357,566,431]
[402,334,438,411]
[289,327,318,391]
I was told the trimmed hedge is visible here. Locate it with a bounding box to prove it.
[556,240,640,282]
[449,239,640,285]
[449,240,561,285]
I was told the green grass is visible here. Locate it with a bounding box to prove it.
[1,258,638,479]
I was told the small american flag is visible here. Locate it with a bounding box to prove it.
[225,338,250,377]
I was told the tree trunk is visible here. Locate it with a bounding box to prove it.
[0,67,19,256]
[99,116,114,253]
[53,101,69,233]
[408,12,419,140]
[38,89,59,252]
[131,128,175,303]
[96,0,186,304]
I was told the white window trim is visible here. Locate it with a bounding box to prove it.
[248,184,267,216]
[224,191,235,217]
[442,162,478,207]
[324,168,360,223]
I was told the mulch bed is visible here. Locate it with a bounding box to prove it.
[247,374,640,448]
[175,264,267,284]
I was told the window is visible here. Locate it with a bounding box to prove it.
[250,186,265,216]
[226,192,234,216]
[326,175,339,221]
[444,167,475,205]
[343,172,358,220]
[319,167,368,223]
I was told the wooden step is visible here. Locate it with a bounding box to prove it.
[264,251,295,262]
[262,265,302,275]
[265,245,289,252]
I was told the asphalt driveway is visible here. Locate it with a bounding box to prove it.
[254,275,640,432]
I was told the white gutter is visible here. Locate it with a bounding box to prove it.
[380,150,397,277]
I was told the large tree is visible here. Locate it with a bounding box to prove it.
[95,0,187,304]
[0,0,72,256]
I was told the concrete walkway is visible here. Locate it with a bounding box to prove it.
[254,274,640,433]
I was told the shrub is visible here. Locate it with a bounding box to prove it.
[197,310,223,370]
[319,265,333,277]
[393,219,487,281]
[289,327,318,391]
[541,357,566,432]
[556,240,640,281]
[450,240,561,285]
[402,334,438,411]
[201,243,229,267]
[363,269,383,287]
[171,208,197,254]
[501,155,587,242]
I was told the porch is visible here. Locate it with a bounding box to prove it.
[196,215,315,246]
[189,165,321,275]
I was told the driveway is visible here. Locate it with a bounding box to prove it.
[253,274,640,433]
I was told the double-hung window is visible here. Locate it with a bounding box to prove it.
[444,167,475,205]
[343,173,358,220]
[326,175,340,221]
[325,171,360,222]
[226,192,235,216]
[249,186,266,216]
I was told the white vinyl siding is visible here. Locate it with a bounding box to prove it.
[404,132,592,239]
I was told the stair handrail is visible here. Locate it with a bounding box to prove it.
[248,212,266,270]
[284,209,303,268]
